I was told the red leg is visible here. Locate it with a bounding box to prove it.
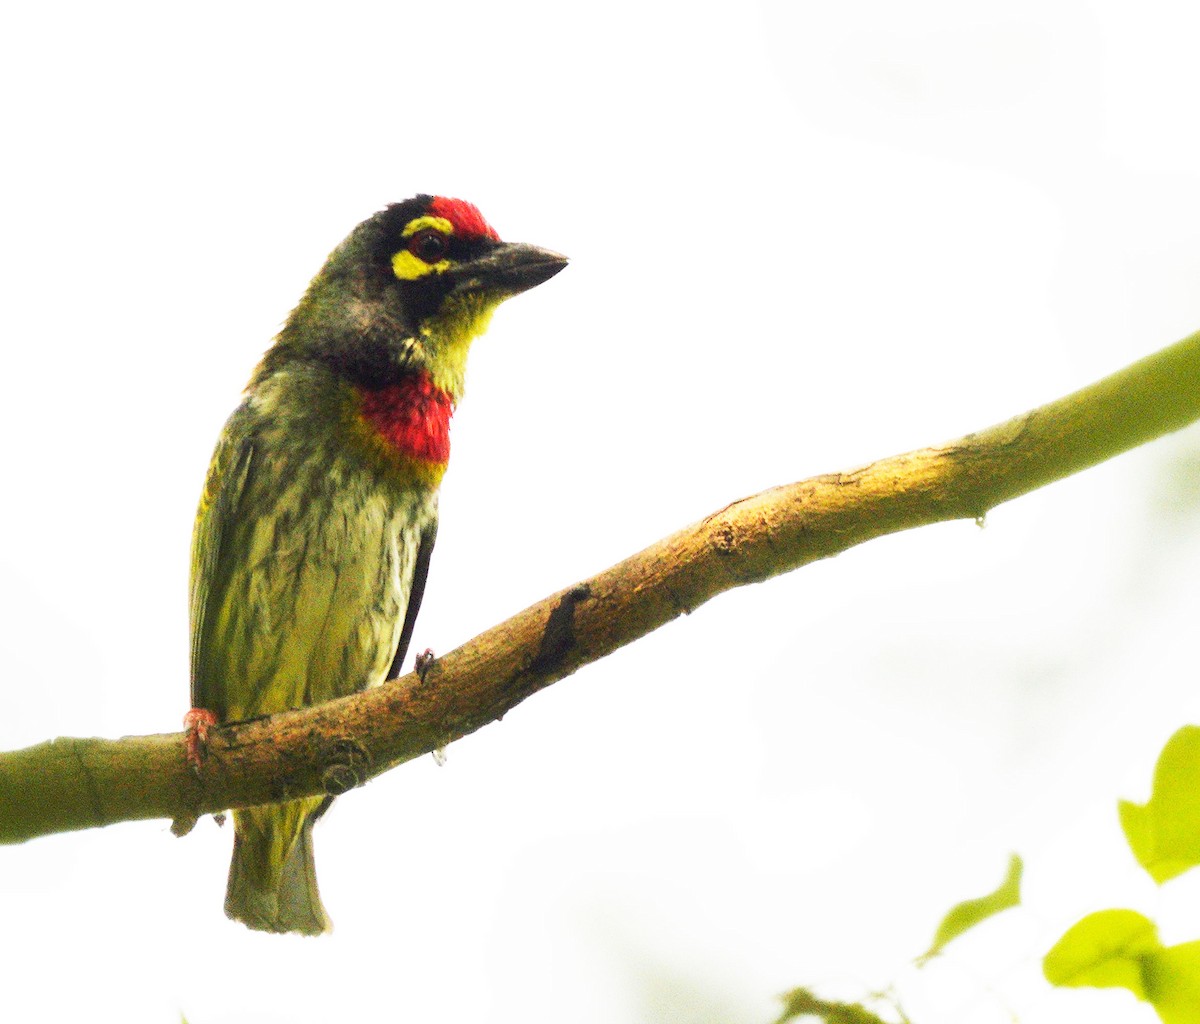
[414,648,435,681]
[183,708,218,767]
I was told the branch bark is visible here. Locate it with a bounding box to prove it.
[3,330,1200,845]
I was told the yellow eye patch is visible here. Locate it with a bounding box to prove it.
[392,250,450,279]
[392,215,455,280]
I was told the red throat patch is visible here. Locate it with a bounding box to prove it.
[429,196,500,241]
[356,372,454,464]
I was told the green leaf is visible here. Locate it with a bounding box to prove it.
[1119,726,1200,883]
[1046,917,1200,1024]
[1144,939,1200,1024]
[774,988,900,1024]
[916,853,1022,963]
[1043,908,1161,998]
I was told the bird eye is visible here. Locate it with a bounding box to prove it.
[407,229,450,263]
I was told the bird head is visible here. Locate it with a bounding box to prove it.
[269,195,568,398]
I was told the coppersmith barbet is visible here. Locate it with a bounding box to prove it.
[188,196,567,934]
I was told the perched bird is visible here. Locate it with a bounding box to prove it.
[187,196,567,934]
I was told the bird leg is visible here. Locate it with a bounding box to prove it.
[183,708,218,767]
[414,647,436,681]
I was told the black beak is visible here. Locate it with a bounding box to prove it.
[451,242,569,297]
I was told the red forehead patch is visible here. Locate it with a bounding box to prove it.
[429,196,500,241]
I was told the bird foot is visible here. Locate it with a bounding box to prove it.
[183,708,218,767]
[414,648,436,681]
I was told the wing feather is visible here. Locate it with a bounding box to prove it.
[189,404,256,716]
[387,512,438,680]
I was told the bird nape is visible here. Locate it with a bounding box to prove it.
[185,196,567,935]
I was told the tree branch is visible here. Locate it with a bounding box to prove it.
[4,329,1199,845]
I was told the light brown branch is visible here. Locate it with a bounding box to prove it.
[3,329,1199,844]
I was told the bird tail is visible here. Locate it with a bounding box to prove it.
[225,797,332,936]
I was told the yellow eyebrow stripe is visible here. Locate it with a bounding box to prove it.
[401,215,454,238]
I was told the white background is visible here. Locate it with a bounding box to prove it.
[2,2,1200,1022]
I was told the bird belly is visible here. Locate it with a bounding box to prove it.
[207,460,435,722]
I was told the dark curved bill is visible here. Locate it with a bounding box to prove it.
[451,242,569,297]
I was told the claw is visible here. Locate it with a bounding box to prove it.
[414,648,436,682]
[183,708,218,768]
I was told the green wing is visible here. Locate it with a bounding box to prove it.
[189,403,256,718]
[387,513,438,679]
